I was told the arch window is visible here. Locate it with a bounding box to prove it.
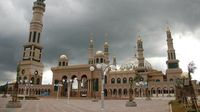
[117,78,121,84]
[170,78,173,82]
[96,58,99,63]
[36,78,40,85]
[156,79,160,82]
[62,62,65,66]
[129,77,133,83]
[31,77,34,84]
[111,78,115,84]
[123,89,128,95]
[113,89,117,95]
[100,58,103,63]
[123,77,127,84]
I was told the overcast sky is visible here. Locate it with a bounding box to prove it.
[0,0,200,85]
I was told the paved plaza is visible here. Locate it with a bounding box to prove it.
[0,97,173,112]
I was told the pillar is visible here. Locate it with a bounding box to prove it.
[77,79,81,97]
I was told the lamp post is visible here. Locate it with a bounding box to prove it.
[136,78,149,100]
[55,81,62,100]
[89,66,98,102]
[96,63,115,112]
[126,79,137,107]
[22,79,32,100]
[67,79,72,104]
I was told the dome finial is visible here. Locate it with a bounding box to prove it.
[104,32,109,45]
[166,21,171,32]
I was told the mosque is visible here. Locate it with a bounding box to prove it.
[7,0,200,98]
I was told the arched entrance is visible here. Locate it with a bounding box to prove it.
[80,75,88,97]
[61,75,67,96]
[71,75,78,97]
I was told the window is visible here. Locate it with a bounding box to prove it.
[62,62,65,66]
[156,79,160,82]
[96,58,99,63]
[31,77,34,84]
[117,78,121,84]
[37,33,40,43]
[59,62,61,66]
[36,78,40,85]
[111,78,115,84]
[100,58,103,63]
[129,77,133,83]
[33,31,36,42]
[29,32,32,42]
[123,77,127,84]
[170,78,173,82]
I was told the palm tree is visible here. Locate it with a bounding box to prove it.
[187,61,198,111]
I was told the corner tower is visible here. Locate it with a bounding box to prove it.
[104,33,109,64]
[88,33,94,64]
[19,0,46,85]
[137,36,145,70]
[165,27,182,81]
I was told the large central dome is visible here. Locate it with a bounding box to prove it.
[120,57,152,71]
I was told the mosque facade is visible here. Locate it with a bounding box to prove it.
[7,0,200,99]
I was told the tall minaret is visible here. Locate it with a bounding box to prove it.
[19,0,46,85]
[165,26,182,80]
[104,33,109,64]
[137,36,145,69]
[88,33,94,64]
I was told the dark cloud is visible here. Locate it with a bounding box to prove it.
[0,0,200,85]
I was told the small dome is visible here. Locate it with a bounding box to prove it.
[59,55,68,60]
[96,51,104,55]
[120,57,152,71]
[105,42,108,45]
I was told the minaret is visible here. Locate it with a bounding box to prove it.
[137,36,145,69]
[88,33,94,64]
[165,26,182,80]
[104,33,109,64]
[19,0,46,85]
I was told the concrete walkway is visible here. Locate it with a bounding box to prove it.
[0,97,172,112]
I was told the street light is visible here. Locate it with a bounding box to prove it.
[96,63,116,112]
[89,66,98,102]
[126,80,137,107]
[136,78,150,100]
[67,79,72,104]
[54,81,62,100]
[21,79,32,100]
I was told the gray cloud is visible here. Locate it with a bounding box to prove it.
[0,0,200,85]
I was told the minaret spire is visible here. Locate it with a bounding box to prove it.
[19,0,46,85]
[165,26,182,81]
[88,33,94,64]
[136,35,145,69]
[166,26,179,68]
[104,33,109,64]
